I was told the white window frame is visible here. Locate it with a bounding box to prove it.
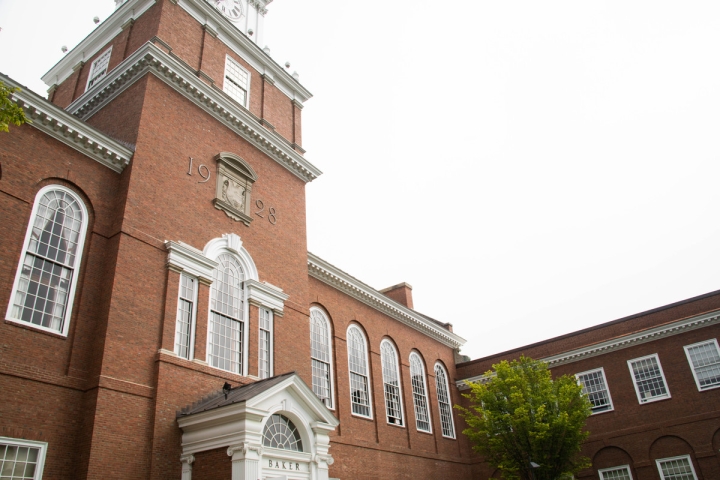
[258,307,273,379]
[174,273,198,360]
[598,465,633,480]
[85,46,113,91]
[380,339,404,427]
[309,307,335,410]
[683,338,720,391]
[575,367,614,414]
[409,351,432,433]
[6,185,89,337]
[655,455,698,480]
[434,362,456,438]
[627,353,671,404]
[223,55,251,107]
[346,324,373,419]
[0,436,48,480]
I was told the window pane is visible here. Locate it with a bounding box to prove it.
[224,56,249,106]
[310,310,332,408]
[658,457,696,480]
[262,414,303,452]
[686,341,720,389]
[435,364,455,437]
[578,369,612,412]
[175,275,196,359]
[348,328,371,417]
[630,356,668,402]
[259,308,271,379]
[380,342,403,425]
[410,354,431,432]
[0,442,41,480]
[600,466,632,480]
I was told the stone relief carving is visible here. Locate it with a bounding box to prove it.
[213,152,258,226]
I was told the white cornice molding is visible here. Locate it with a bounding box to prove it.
[65,43,321,183]
[2,75,133,173]
[307,253,467,349]
[456,309,720,390]
[166,240,218,283]
[245,279,289,316]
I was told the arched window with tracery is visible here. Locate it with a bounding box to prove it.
[262,414,303,452]
[409,352,431,433]
[435,362,456,438]
[208,253,245,374]
[7,186,88,336]
[310,307,334,408]
[380,340,404,426]
[347,325,372,418]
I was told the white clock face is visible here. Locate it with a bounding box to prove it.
[214,0,243,21]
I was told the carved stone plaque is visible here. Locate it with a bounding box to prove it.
[213,152,258,226]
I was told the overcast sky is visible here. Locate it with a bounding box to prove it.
[2,0,720,360]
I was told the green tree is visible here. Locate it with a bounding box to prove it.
[457,356,591,480]
[1,81,30,132]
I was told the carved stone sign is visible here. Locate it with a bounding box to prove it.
[266,458,307,472]
[213,152,258,226]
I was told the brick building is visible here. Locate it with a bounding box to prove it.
[0,0,719,479]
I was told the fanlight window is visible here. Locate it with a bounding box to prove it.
[262,414,303,452]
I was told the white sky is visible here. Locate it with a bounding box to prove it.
[2,1,720,360]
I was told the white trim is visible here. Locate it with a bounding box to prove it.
[245,279,289,316]
[203,234,259,281]
[379,339,405,428]
[309,306,335,411]
[308,253,466,349]
[598,465,633,480]
[575,367,614,414]
[346,324,373,420]
[409,351,432,434]
[683,338,720,391]
[627,353,671,404]
[434,361,456,438]
[655,455,698,480]
[166,240,218,283]
[0,436,48,480]
[5,185,89,337]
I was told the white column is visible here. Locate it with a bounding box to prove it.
[179,454,195,480]
[313,454,334,480]
[228,443,263,480]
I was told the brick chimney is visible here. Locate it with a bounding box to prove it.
[379,282,414,309]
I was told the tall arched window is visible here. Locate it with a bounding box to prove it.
[208,253,245,374]
[434,362,456,438]
[310,307,334,408]
[347,325,372,418]
[7,186,88,336]
[409,352,431,433]
[380,340,404,426]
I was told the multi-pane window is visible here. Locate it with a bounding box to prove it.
[628,354,670,403]
[174,274,197,359]
[262,414,303,452]
[224,55,250,107]
[435,363,456,438]
[0,437,47,480]
[409,352,431,433]
[208,253,245,374]
[258,307,273,379]
[684,339,720,391]
[380,340,403,426]
[7,186,88,336]
[310,308,333,408]
[347,325,371,418]
[656,456,697,480]
[576,368,614,413]
[599,465,633,480]
[86,46,112,91]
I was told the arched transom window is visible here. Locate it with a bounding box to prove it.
[262,414,303,452]
[380,340,403,426]
[409,352,431,433]
[347,325,371,418]
[8,186,88,336]
[310,308,333,408]
[208,253,245,374]
[435,362,456,438]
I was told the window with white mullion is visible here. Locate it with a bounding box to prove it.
[347,325,371,418]
[310,308,334,408]
[684,339,720,390]
[656,455,697,480]
[409,352,431,433]
[435,363,455,438]
[86,46,112,91]
[223,55,250,107]
[628,354,670,403]
[576,368,613,413]
[174,274,197,359]
[599,465,633,480]
[208,253,245,374]
[0,437,48,480]
[380,340,403,426]
[258,307,272,379]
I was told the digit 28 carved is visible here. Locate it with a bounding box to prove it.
[255,200,277,225]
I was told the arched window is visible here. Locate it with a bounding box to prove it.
[347,325,372,418]
[310,307,333,408]
[208,253,245,374]
[380,340,404,426]
[409,352,431,433]
[7,186,88,336]
[262,414,303,452]
[434,362,456,438]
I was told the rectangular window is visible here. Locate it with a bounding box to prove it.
[86,46,113,91]
[258,308,272,379]
[628,354,670,403]
[599,465,633,480]
[656,455,697,480]
[0,437,47,480]
[576,368,613,414]
[174,274,197,359]
[684,339,720,391]
[223,55,250,107]
[208,312,243,374]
